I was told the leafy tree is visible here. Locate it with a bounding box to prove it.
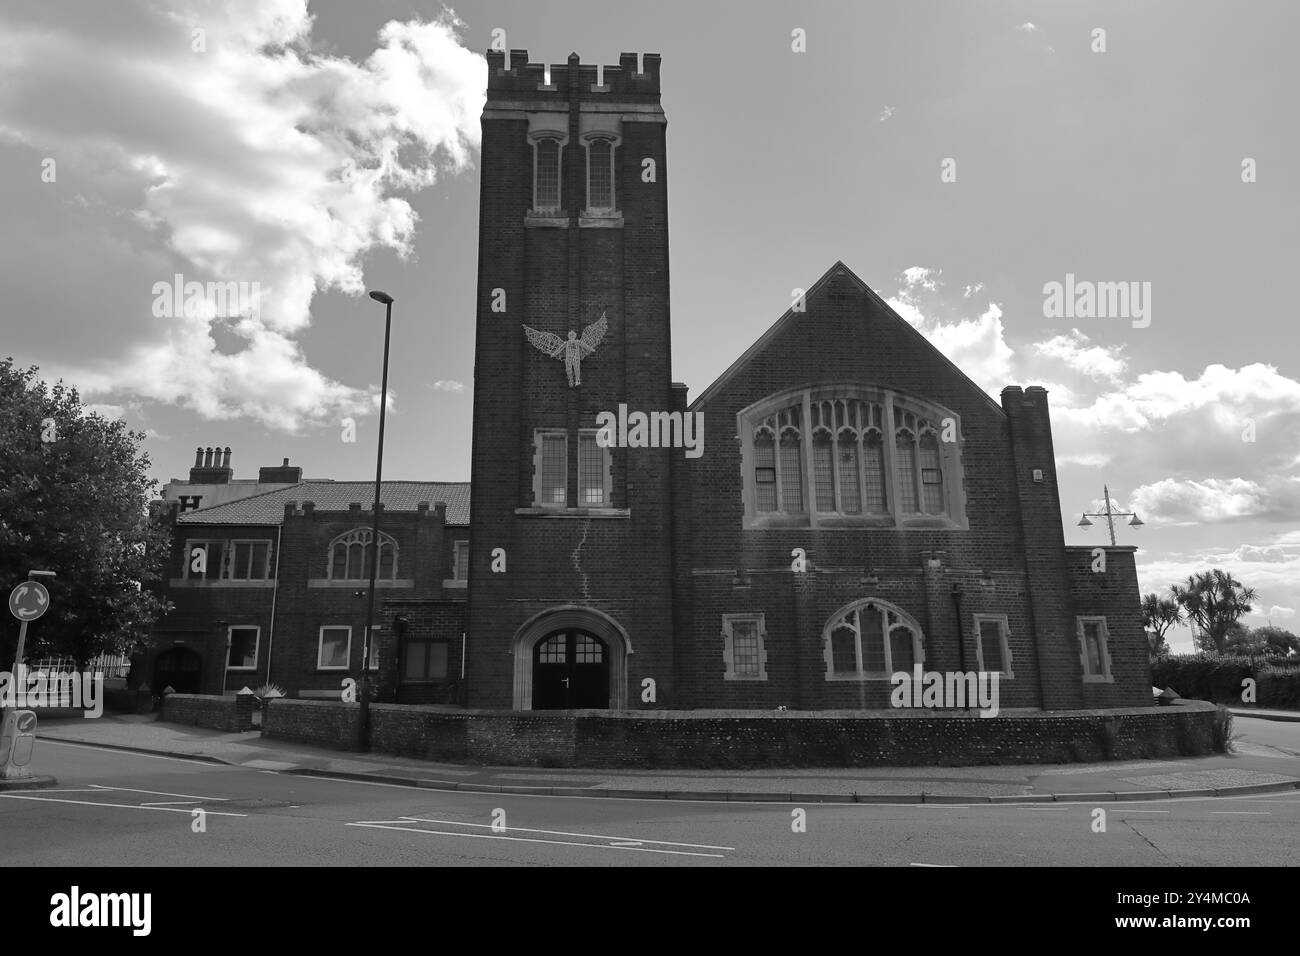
[1170,570,1257,656]
[0,358,170,668]
[1141,593,1182,657]
[1251,625,1300,657]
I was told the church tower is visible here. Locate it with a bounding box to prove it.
[466,51,678,710]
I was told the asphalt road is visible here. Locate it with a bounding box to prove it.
[2,739,1298,866]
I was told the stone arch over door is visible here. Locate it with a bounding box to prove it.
[511,606,632,710]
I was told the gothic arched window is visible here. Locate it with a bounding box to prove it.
[823,599,925,679]
[739,386,965,529]
[327,528,398,580]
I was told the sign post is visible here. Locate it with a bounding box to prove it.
[2,575,57,788]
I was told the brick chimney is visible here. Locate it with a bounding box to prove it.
[189,445,234,484]
[259,457,304,484]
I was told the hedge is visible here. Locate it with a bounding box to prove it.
[1152,654,1300,709]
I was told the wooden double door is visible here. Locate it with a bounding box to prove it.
[532,630,609,709]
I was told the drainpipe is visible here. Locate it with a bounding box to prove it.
[950,585,969,712]
[264,524,283,691]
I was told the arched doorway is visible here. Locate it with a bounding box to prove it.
[532,630,609,709]
[153,646,202,694]
[511,606,632,710]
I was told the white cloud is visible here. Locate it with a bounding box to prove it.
[1017,22,1038,33]
[879,106,895,122]
[0,0,485,431]
[1032,328,1126,382]
[427,380,464,392]
[1129,477,1269,523]
[1266,605,1296,619]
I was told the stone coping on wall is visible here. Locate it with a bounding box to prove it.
[307,700,1214,720]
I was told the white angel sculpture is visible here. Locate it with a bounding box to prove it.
[522,311,608,387]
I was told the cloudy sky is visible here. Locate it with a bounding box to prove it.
[2,0,1297,650]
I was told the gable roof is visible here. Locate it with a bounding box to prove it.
[175,481,471,527]
[689,260,1006,417]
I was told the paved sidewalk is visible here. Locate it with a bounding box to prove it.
[34,713,1300,804]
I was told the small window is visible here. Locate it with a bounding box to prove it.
[452,540,469,581]
[535,430,568,507]
[182,540,224,580]
[974,615,1013,678]
[403,640,448,681]
[722,614,767,680]
[228,627,259,670]
[578,430,612,506]
[226,540,271,580]
[1077,617,1112,681]
[318,626,351,670]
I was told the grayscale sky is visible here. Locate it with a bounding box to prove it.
[2,0,1297,650]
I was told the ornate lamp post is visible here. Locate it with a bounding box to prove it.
[1077,484,1144,546]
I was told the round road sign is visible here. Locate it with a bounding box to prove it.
[8,582,50,622]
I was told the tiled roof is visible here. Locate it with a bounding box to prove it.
[175,481,470,526]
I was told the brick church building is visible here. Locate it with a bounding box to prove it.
[146,50,1151,714]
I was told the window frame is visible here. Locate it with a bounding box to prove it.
[1077,616,1113,682]
[402,638,450,682]
[581,131,621,216]
[577,428,613,507]
[224,538,273,581]
[326,528,399,581]
[822,599,926,681]
[738,385,966,531]
[452,540,469,581]
[227,626,260,671]
[317,625,352,672]
[533,428,569,509]
[972,613,1014,679]
[181,539,225,580]
[722,613,768,681]
[529,132,565,214]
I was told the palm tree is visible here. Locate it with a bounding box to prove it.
[1169,569,1257,655]
[1141,593,1182,656]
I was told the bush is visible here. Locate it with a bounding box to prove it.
[1151,653,1300,710]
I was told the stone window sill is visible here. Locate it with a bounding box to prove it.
[579,212,623,228]
[306,579,415,589]
[515,507,630,519]
[524,213,569,228]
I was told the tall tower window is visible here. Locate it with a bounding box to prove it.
[585,135,616,212]
[534,137,561,212]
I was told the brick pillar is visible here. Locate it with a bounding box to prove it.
[792,572,818,709]
[1001,386,1082,709]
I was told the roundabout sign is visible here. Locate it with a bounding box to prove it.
[8,581,50,623]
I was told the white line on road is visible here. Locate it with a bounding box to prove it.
[1209,811,1271,815]
[0,794,247,816]
[1118,810,1170,813]
[393,816,735,850]
[345,822,725,858]
[89,784,228,801]
[910,863,956,867]
[140,800,201,806]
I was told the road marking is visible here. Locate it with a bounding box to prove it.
[391,816,734,850]
[0,794,247,816]
[609,841,643,847]
[1119,810,1170,813]
[910,863,956,867]
[140,800,201,806]
[346,822,724,858]
[1209,811,1270,815]
[89,784,228,801]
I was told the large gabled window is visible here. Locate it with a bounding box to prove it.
[739,386,966,530]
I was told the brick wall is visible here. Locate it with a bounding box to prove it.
[263,699,1219,768]
[161,693,255,732]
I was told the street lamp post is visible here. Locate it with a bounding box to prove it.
[358,290,394,752]
[1077,484,1144,546]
